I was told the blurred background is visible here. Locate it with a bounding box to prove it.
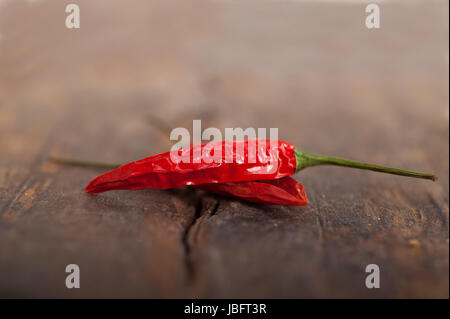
[0,0,448,298]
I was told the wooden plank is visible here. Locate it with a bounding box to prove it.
[185,73,449,298]
[0,0,448,298]
[0,94,196,298]
[187,173,448,298]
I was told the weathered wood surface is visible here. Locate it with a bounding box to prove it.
[0,0,448,298]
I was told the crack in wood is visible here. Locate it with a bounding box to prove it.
[209,200,220,218]
[182,196,220,285]
[182,195,203,283]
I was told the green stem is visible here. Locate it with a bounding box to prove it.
[295,148,437,181]
[48,157,122,169]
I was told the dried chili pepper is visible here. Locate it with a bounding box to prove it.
[50,138,437,206]
[84,139,436,195]
[84,139,296,193]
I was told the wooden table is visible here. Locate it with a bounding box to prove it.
[0,0,448,298]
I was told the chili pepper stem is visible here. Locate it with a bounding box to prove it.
[295,149,437,181]
[48,157,122,169]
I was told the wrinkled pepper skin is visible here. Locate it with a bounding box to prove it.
[85,139,296,194]
[195,176,308,206]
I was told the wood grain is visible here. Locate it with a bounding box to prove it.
[0,0,448,298]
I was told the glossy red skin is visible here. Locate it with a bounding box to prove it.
[195,176,308,206]
[85,139,296,194]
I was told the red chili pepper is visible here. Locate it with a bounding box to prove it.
[85,139,436,196]
[85,139,296,194]
[195,177,308,206]
[51,138,437,206]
